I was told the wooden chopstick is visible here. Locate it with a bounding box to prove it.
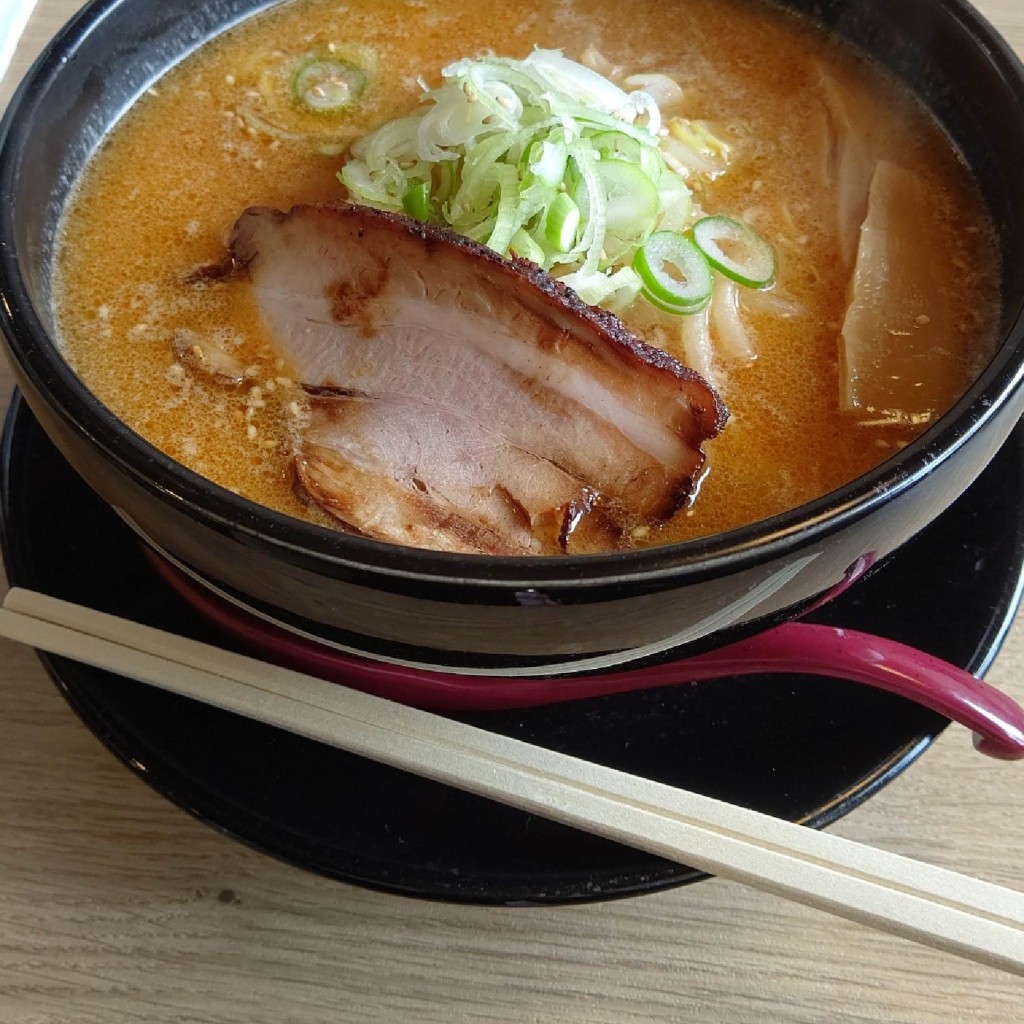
[2,586,1022,976]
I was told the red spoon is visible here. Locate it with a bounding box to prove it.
[146,551,1024,760]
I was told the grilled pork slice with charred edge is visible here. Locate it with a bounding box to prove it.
[230,202,727,554]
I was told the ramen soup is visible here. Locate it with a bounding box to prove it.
[53,0,1000,555]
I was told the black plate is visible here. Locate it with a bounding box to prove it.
[3,392,1024,905]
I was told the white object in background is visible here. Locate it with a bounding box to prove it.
[0,0,38,90]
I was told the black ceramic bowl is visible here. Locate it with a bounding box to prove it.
[2,0,1024,675]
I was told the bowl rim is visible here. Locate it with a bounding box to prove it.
[3,0,1024,590]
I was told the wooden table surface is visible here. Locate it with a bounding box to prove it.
[1,2,1022,1020]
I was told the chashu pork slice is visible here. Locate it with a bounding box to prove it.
[230,202,727,554]
[297,392,603,555]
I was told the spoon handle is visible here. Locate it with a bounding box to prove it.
[490,624,1024,760]
[684,623,1024,761]
[144,550,1024,758]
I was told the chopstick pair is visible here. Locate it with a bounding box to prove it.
[1,586,1022,977]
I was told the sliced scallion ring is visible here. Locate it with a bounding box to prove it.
[589,130,643,164]
[524,137,569,188]
[292,58,366,113]
[633,231,713,313]
[692,215,776,289]
[543,192,581,252]
[402,180,433,222]
[641,285,712,316]
[509,228,546,264]
[591,159,659,242]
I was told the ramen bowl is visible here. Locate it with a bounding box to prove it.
[1,0,1024,677]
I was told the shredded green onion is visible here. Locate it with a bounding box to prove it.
[338,51,682,307]
[576,158,660,263]
[524,137,569,187]
[337,49,774,323]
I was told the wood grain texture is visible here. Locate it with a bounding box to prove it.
[1,2,1022,1021]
